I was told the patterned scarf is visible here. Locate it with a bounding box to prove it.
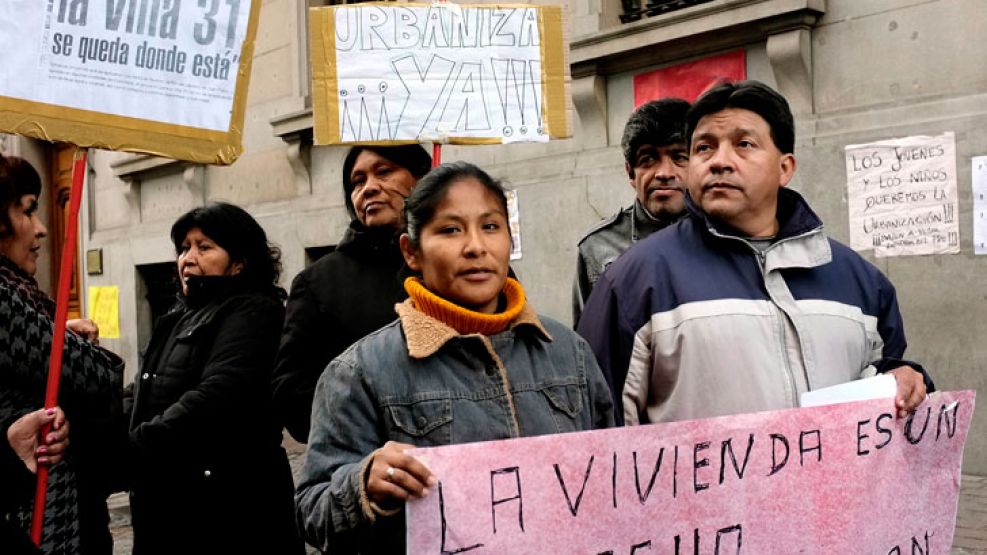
[0,255,55,318]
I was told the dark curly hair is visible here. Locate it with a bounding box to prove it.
[170,202,286,299]
[0,156,42,238]
[621,98,690,178]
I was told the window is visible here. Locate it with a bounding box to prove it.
[620,0,714,24]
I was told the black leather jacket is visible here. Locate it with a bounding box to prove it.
[572,199,680,324]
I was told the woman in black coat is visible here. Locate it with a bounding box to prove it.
[272,144,431,443]
[124,203,303,554]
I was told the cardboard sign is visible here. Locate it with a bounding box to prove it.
[0,0,261,165]
[845,132,960,257]
[310,3,570,145]
[407,391,975,554]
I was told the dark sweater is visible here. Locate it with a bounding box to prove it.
[272,221,411,443]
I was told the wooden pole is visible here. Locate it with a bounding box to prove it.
[31,148,87,546]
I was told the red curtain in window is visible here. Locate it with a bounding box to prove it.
[633,49,746,106]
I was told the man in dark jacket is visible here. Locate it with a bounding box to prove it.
[572,98,690,325]
[272,145,431,443]
[578,81,932,426]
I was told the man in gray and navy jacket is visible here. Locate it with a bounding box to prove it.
[577,80,933,426]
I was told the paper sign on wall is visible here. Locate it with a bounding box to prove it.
[310,4,570,145]
[0,1,261,164]
[972,156,987,255]
[87,286,120,339]
[507,189,522,260]
[845,132,960,257]
[408,391,974,553]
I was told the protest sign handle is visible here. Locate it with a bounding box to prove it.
[31,149,87,546]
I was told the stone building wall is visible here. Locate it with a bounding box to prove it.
[72,0,986,473]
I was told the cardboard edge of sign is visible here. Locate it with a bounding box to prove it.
[0,0,262,166]
[310,3,572,147]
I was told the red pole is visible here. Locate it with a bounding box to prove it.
[31,149,87,546]
[432,143,442,168]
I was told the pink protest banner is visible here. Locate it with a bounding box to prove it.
[407,391,975,554]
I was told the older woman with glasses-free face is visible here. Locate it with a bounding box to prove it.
[272,145,432,445]
[0,188,46,276]
[123,202,303,555]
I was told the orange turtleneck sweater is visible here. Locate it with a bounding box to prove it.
[403,276,526,335]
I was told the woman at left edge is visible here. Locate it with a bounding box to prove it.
[0,155,125,555]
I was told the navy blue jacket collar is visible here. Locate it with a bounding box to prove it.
[685,187,824,241]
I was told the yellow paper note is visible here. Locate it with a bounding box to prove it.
[88,286,120,339]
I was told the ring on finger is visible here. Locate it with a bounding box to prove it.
[386,466,397,481]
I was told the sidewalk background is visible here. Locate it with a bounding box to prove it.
[955,475,987,554]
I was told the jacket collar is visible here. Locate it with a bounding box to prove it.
[685,187,831,270]
[337,220,403,258]
[180,275,253,310]
[631,199,681,242]
[395,298,552,359]
[685,187,824,240]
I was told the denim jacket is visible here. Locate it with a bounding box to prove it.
[295,299,614,554]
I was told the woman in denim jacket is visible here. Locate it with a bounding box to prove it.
[296,162,614,553]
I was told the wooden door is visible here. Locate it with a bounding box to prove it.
[49,144,82,321]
